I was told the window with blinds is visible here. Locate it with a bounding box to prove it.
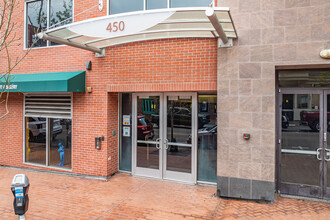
[24,94,72,118]
[24,94,72,169]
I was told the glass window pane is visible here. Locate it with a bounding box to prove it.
[171,0,212,8]
[49,0,73,46]
[49,0,73,28]
[119,93,132,171]
[110,0,144,14]
[197,95,217,182]
[136,96,159,169]
[166,96,192,173]
[279,69,330,88]
[147,0,167,10]
[26,0,48,48]
[281,94,320,186]
[26,117,46,165]
[49,119,72,169]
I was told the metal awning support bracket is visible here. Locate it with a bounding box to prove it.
[218,38,233,48]
[95,49,106,58]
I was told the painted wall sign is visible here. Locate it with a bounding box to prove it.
[0,84,17,90]
[67,11,175,38]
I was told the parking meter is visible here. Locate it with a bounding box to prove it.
[11,174,30,216]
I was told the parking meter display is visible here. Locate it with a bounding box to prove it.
[15,187,24,198]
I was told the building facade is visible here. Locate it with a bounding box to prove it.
[0,0,329,201]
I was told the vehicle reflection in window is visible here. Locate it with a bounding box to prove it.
[196,95,217,183]
[26,117,47,165]
[136,96,159,169]
[49,119,72,169]
[281,94,320,186]
[137,115,155,141]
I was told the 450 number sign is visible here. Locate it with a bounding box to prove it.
[106,21,125,32]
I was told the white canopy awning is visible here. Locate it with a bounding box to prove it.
[38,7,237,55]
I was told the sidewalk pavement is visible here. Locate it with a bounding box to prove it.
[0,166,330,219]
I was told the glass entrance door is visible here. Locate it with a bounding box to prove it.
[132,93,197,183]
[132,93,163,179]
[279,89,330,199]
[163,93,197,183]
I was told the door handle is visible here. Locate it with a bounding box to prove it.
[164,139,169,150]
[325,149,330,162]
[316,148,322,160]
[155,138,161,150]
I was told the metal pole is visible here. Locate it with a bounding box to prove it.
[205,8,228,44]
[37,32,104,54]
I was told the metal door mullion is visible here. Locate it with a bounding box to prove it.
[320,91,325,197]
[163,93,167,179]
[46,118,49,166]
[159,93,164,179]
[277,90,283,192]
[322,90,330,198]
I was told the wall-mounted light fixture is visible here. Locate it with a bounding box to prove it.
[86,61,92,70]
[320,49,330,59]
[99,0,103,11]
[95,136,104,150]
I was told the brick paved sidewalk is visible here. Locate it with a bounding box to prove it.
[1,167,330,219]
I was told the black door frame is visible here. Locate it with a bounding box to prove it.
[277,88,330,199]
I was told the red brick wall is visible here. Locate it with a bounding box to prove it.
[0,1,218,177]
[0,94,24,166]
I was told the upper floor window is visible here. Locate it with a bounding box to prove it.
[26,0,73,48]
[109,0,213,15]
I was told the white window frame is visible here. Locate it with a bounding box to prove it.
[24,0,75,49]
[23,93,73,171]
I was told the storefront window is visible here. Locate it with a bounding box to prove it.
[25,117,72,169]
[26,117,47,165]
[110,0,213,14]
[197,95,217,183]
[24,94,72,169]
[26,0,73,48]
[49,119,72,168]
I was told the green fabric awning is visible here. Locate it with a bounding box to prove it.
[0,71,85,92]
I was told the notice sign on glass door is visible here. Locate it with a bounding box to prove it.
[123,127,130,137]
[123,115,130,125]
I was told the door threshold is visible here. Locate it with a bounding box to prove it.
[197,180,217,187]
[280,194,330,203]
[132,174,196,185]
